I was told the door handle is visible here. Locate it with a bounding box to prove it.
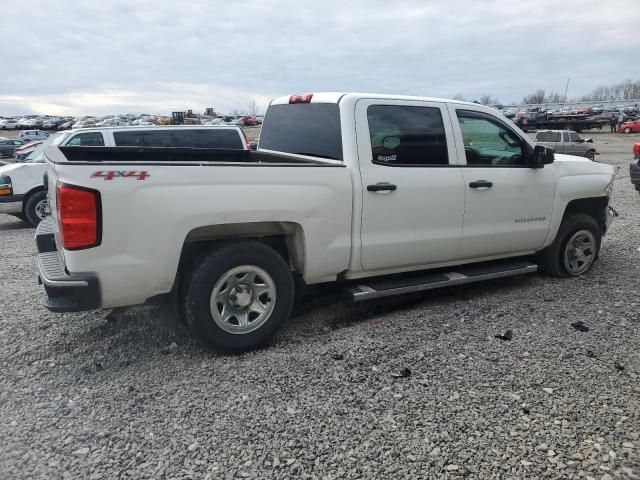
[469,180,493,189]
[367,182,397,192]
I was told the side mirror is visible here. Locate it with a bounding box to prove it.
[248,142,258,151]
[576,138,585,143]
[531,145,554,168]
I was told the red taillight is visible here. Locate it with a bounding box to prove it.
[289,93,313,104]
[56,183,101,250]
[634,143,640,159]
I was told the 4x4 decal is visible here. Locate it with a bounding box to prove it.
[91,171,150,181]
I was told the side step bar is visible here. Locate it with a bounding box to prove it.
[346,260,538,302]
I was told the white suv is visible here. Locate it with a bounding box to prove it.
[0,125,248,226]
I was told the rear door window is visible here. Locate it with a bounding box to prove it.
[259,104,343,160]
[366,105,449,165]
[113,129,243,149]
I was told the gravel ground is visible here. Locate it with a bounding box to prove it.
[0,132,639,479]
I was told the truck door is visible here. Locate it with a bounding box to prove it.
[449,106,555,258]
[356,99,465,271]
[567,131,583,155]
[561,131,571,154]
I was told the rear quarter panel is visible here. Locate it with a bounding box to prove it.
[49,158,353,308]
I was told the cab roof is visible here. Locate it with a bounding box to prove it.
[270,92,483,108]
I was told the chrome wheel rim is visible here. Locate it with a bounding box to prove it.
[563,229,596,275]
[210,265,276,334]
[34,199,48,220]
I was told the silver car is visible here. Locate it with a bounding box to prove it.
[534,130,597,160]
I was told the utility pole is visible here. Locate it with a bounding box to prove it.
[562,78,570,105]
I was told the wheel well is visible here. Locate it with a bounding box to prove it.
[177,222,305,279]
[563,197,608,232]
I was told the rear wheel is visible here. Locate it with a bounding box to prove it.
[537,213,602,277]
[183,241,294,353]
[23,191,48,227]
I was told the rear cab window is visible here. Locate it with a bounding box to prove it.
[259,103,343,160]
[112,129,244,149]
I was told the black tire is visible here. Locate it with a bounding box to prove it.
[585,150,595,161]
[10,213,26,221]
[23,190,47,227]
[183,241,294,353]
[537,213,602,277]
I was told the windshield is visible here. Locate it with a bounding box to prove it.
[25,133,64,163]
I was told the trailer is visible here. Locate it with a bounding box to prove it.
[515,112,608,132]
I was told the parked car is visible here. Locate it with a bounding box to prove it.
[619,120,640,134]
[631,143,640,193]
[13,141,44,161]
[534,130,597,160]
[242,116,260,126]
[18,130,49,142]
[0,119,19,130]
[34,92,617,353]
[0,126,249,227]
[0,139,26,158]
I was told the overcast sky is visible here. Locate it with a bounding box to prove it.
[1,0,639,116]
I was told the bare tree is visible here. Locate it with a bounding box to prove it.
[546,91,565,103]
[522,89,546,105]
[452,94,466,101]
[478,94,499,106]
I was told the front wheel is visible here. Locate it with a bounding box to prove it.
[23,191,48,227]
[585,150,595,161]
[624,127,632,134]
[183,241,294,353]
[537,213,602,277]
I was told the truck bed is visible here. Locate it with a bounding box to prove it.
[57,146,337,165]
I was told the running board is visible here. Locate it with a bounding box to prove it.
[346,260,538,302]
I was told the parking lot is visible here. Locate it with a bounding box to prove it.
[0,131,638,479]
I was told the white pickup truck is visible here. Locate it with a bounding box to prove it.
[36,92,617,352]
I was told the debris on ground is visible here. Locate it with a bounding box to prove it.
[571,320,590,332]
[495,329,513,341]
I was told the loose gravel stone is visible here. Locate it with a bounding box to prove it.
[0,132,638,479]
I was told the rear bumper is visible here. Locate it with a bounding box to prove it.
[35,217,101,312]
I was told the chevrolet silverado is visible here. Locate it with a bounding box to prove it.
[35,92,617,352]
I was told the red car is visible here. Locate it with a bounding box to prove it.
[242,116,259,126]
[619,120,640,134]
